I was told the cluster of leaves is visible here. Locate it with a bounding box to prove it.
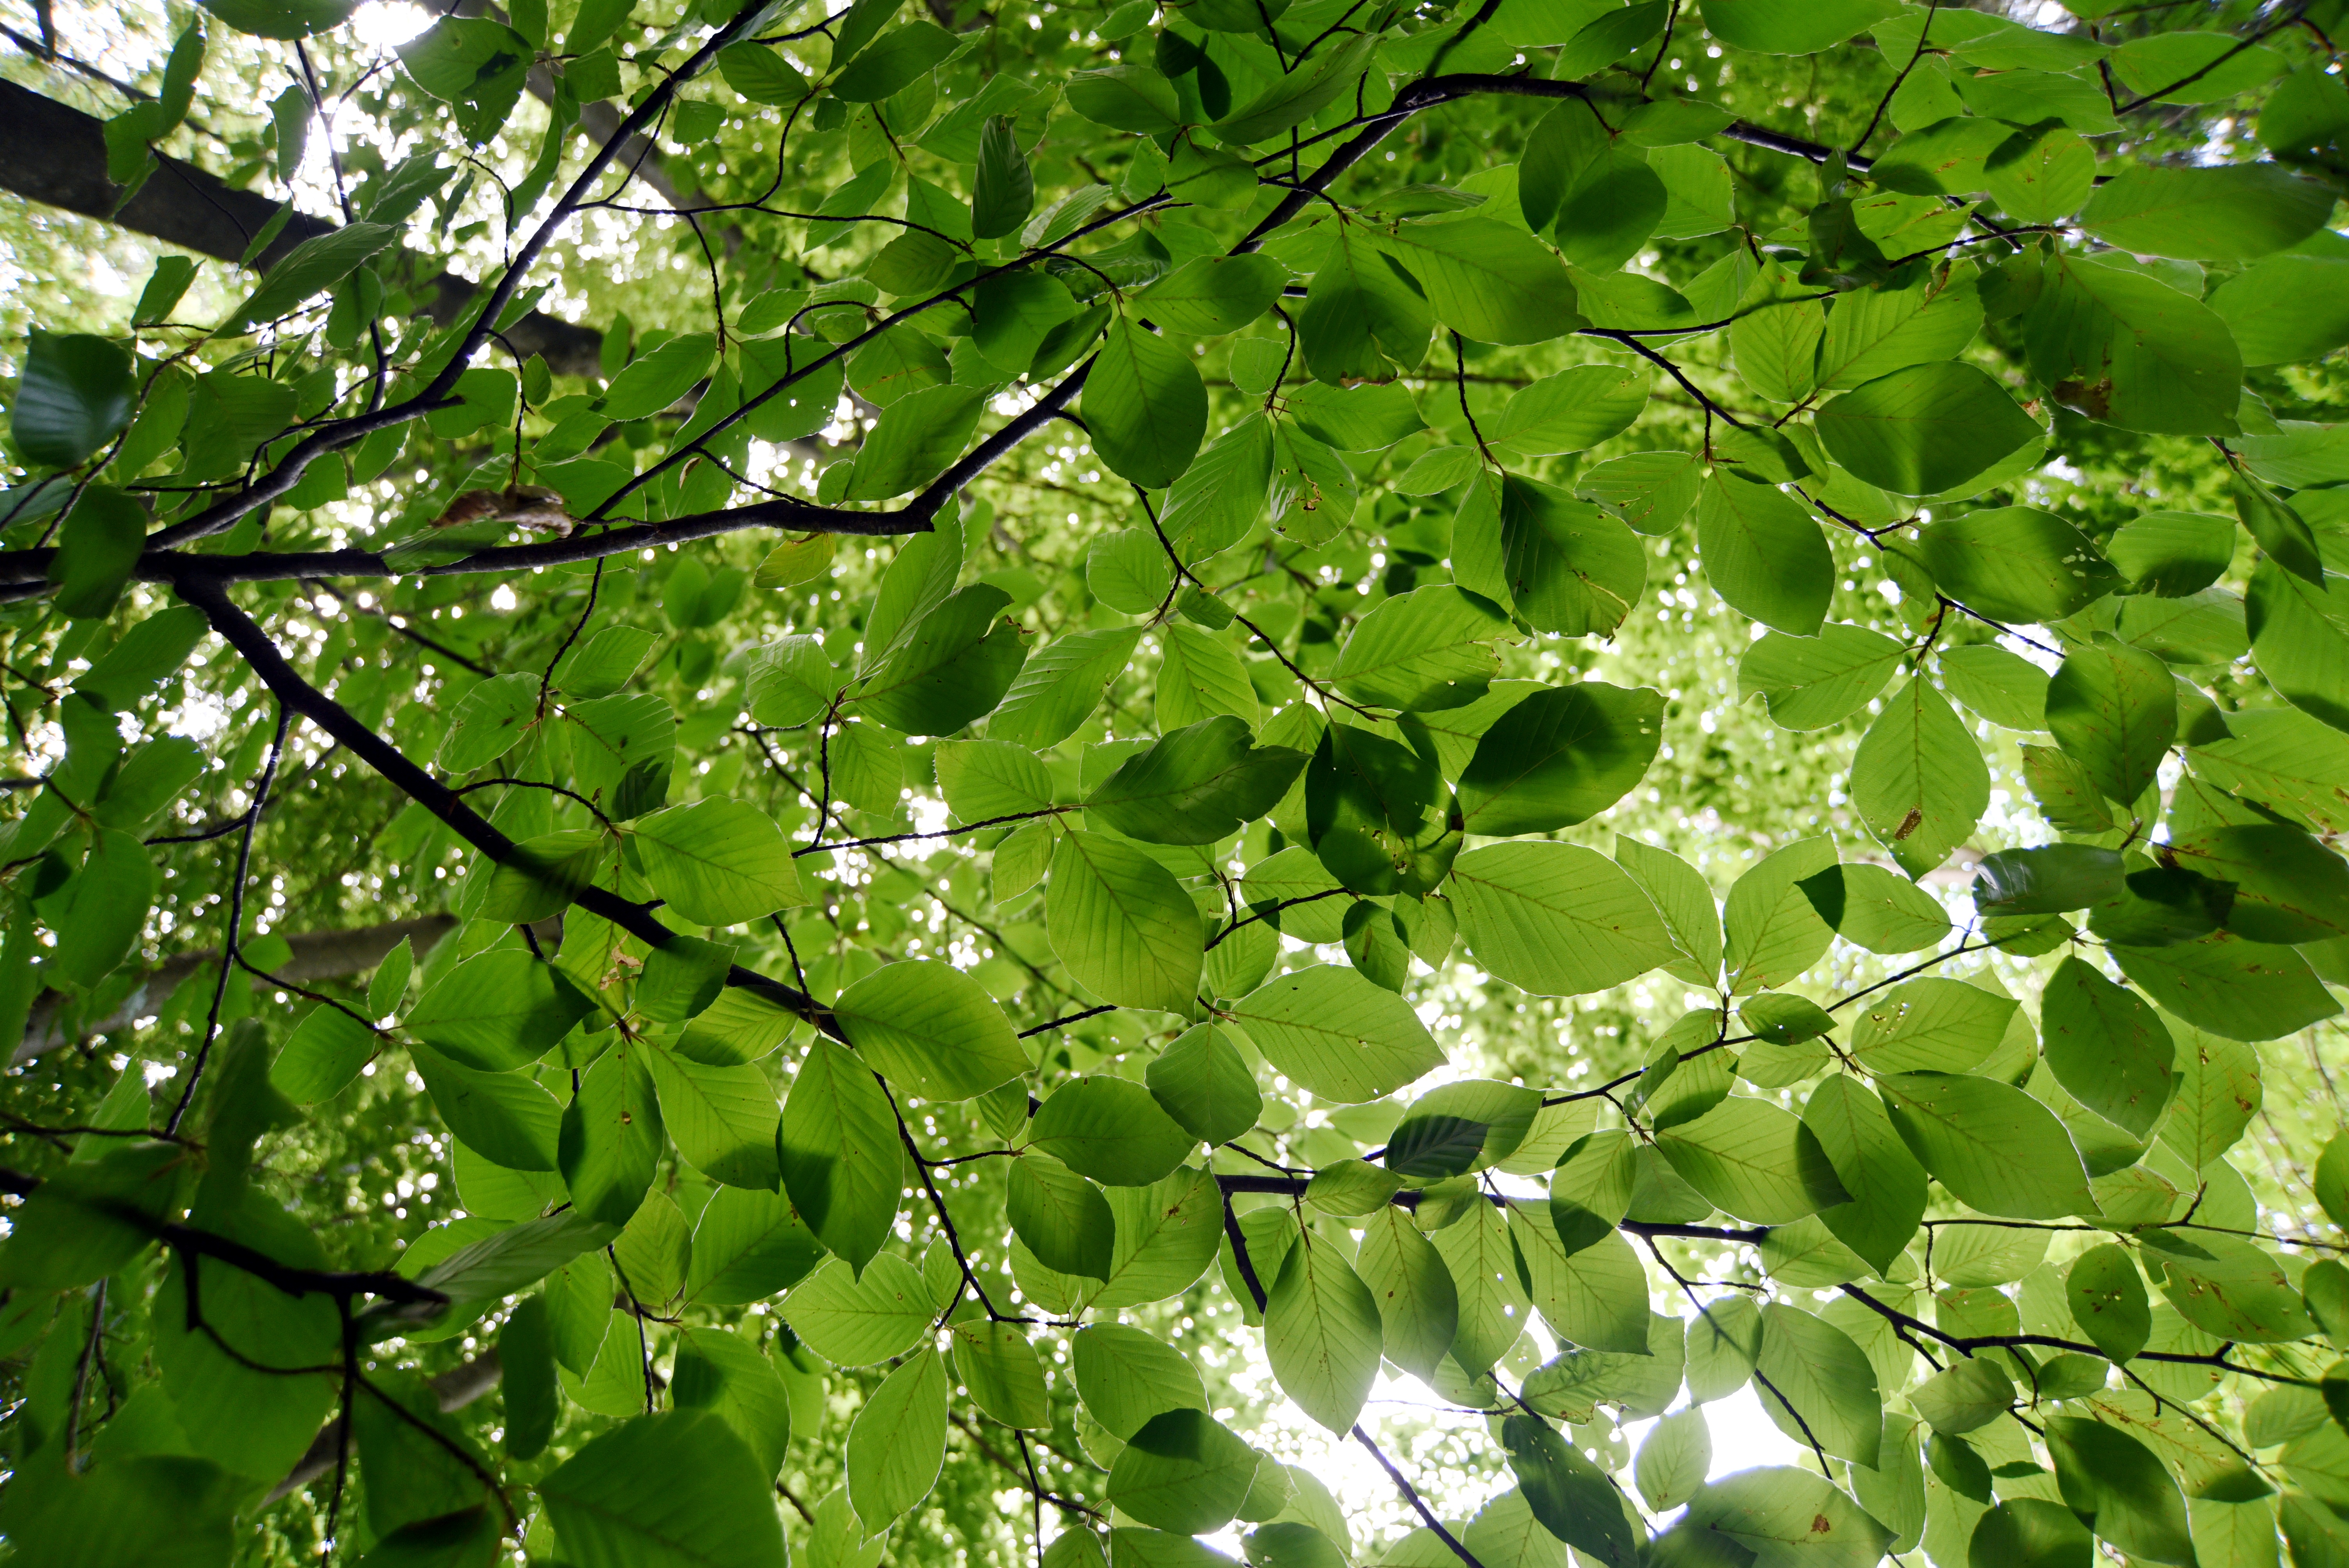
[6,0,2349,1563]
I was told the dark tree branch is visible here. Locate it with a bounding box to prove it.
[174,577,840,1038]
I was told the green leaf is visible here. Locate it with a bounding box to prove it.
[1722,835,1837,994]
[2189,709,2349,840]
[718,41,808,104]
[1655,1096,1823,1224]
[596,333,716,421]
[2210,254,2349,367]
[783,1253,932,1364]
[1634,1409,1713,1515]
[1548,1128,1640,1254]
[1697,472,1834,636]
[2045,1416,2196,1566]
[1264,1235,1383,1433]
[1847,978,2017,1074]
[535,1408,788,1564]
[1086,717,1308,845]
[1489,365,1651,457]
[559,1040,662,1225]
[1799,1073,1927,1272]
[2247,558,2349,732]
[1085,319,1208,488]
[1157,619,1262,730]
[947,1321,1048,1431]
[1905,1358,2013,1438]
[2067,1242,2153,1363]
[270,1001,375,1105]
[1968,1499,2097,1568]
[2041,958,2176,1138]
[2047,643,2177,805]
[670,1325,793,1484]
[1851,677,1990,877]
[406,950,595,1073]
[1303,719,1454,896]
[1738,624,1908,731]
[2024,252,2242,436]
[1502,1414,1638,1568]
[833,20,959,100]
[1695,0,1900,53]
[1939,643,2051,733]
[991,627,1144,750]
[1146,1024,1260,1145]
[1914,506,2123,623]
[1075,1322,1208,1448]
[1877,1071,2093,1220]
[220,222,397,335]
[1512,1210,1652,1354]
[742,634,840,728]
[2146,1232,2317,1343]
[1974,844,2127,916]
[1330,586,1513,713]
[1163,417,1274,555]
[2111,929,2340,1041]
[1672,1466,1894,1568]
[1356,1206,1459,1381]
[482,829,608,925]
[1756,1303,1882,1466]
[686,1186,823,1304]
[1224,964,1443,1103]
[437,675,540,777]
[846,1347,950,1531]
[2080,163,2332,261]
[397,18,533,142]
[1030,1076,1196,1186]
[1109,1408,1260,1534]
[1451,841,1681,997]
[1572,450,1697,536]
[1065,63,1180,132]
[845,384,985,501]
[48,486,146,622]
[972,114,1034,239]
[1814,362,2042,497]
[1137,255,1289,336]
[1087,526,1174,615]
[971,269,1079,380]
[647,1046,778,1190]
[832,959,1028,1100]
[1799,862,1950,954]
[1456,683,1663,836]
[1046,829,1203,1012]
[2105,510,2238,598]
[1455,474,1649,638]
[0,1139,180,1290]
[1616,837,1723,986]
[935,738,1053,825]
[1376,218,1584,346]
[1682,1294,1762,1405]
[13,331,135,468]
[408,1045,560,1172]
[631,801,803,927]
[41,825,156,989]
[1006,1152,1116,1278]
[1210,33,1377,145]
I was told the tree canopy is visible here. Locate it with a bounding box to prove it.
[4,0,2349,1564]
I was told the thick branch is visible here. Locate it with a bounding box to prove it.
[13,913,459,1064]
[0,1166,447,1309]
[0,80,602,375]
[174,577,838,1036]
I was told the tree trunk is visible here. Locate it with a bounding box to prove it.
[12,913,459,1063]
[0,80,603,376]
